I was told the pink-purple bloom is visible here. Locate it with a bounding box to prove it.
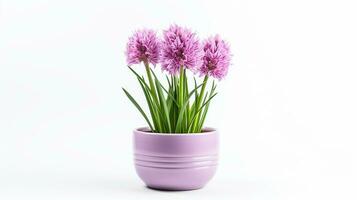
[126,29,160,65]
[199,35,231,80]
[161,25,203,74]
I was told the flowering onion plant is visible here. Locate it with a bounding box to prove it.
[123,25,231,133]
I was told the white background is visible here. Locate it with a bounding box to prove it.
[1,0,357,199]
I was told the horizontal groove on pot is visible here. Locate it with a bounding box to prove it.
[135,153,218,161]
[135,164,217,170]
[135,161,218,169]
[134,153,218,169]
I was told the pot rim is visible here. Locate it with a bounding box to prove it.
[134,127,217,136]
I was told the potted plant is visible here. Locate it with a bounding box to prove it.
[123,25,231,191]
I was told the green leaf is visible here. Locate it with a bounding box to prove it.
[128,67,151,91]
[155,78,172,132]
[150,68,179,107]
[137,77,158,132]
[122,88,154,131]
[198,82,217,130]
[175,83,204,132]
[191,76,209,131]
[189,92,218,132]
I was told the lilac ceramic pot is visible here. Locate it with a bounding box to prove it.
[133,127,219,191]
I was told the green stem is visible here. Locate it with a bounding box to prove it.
[144,61,162,132]
[177,66,184,132]
[193,75,208,132]
[144,61,157,101]
[179,66,184,108]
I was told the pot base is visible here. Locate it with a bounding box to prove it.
[135,165,217,191]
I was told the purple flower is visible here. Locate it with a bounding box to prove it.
[199,35,231,80]
[125,29,160,65]
[161,25,203,74]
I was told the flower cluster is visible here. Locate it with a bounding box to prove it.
[199,35,231,80]
[125,25,231,80]
[161,25,202,74]
[125,29,161,65]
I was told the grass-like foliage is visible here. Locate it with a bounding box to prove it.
[123,62,217,133]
